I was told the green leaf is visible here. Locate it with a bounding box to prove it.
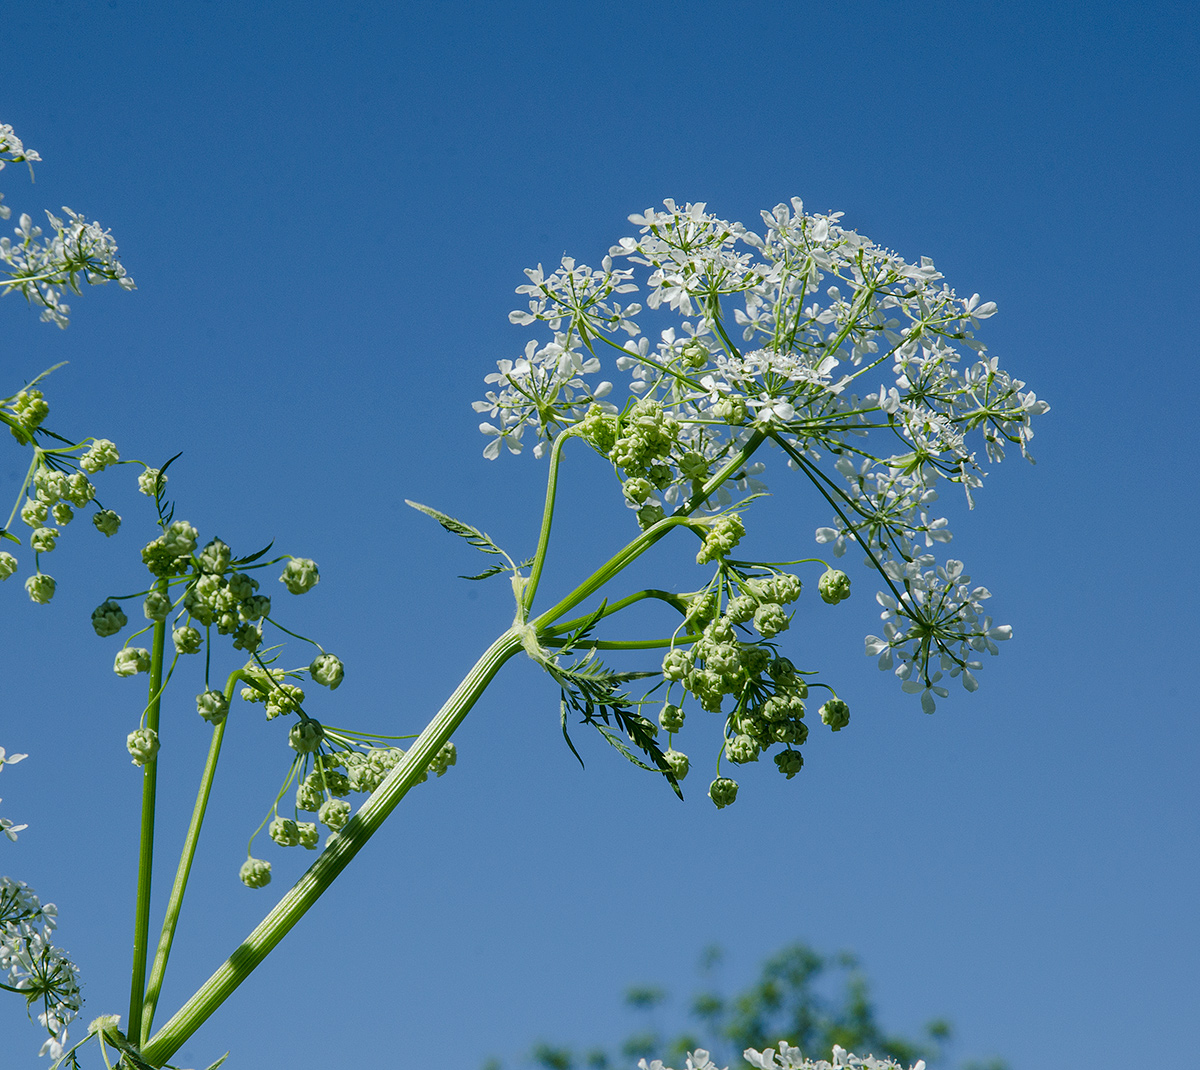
[233,541,275,565]
[201,1054,231,1070]
[0,528,20,544]
[405,500,516,568]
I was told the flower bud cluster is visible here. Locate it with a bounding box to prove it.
[5,390,50,443]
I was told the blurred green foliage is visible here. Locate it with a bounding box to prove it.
[484,942,1008,1070]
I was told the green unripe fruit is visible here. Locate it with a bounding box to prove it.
[196,690,230,725]
[753,602,789,639]
[30,527,59,552]
[21,499,48,527]
[310,653,344,689]
[114,647,151,676]
[429,741,457,777]
[198,538,232,574]
[80,439,119,473]
[622,477,654,504]
[661,648,693,681]
[0,551,16,580]
[172,626,203,655]
[664,749,690,780]
[679,339,709,368]
[708,777,739,809]
[52,502,74,525]
[289,720,324,754]
[269,817,301,847]
[820,698,850,732]
[126,727,160,766]
[658,704,685,733]
[318,799,351,831]
[725,734,759,764]
[280,558,319,594]
[297,822,320,849]
[819,568,852,604]
[774,749,804,779]
[240,594,271,622]
[91,599,128,637]
[92,509,122,537]
[227,571,259,601]
[239,857,272,888]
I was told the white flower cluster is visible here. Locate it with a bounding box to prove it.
[865,557,1012,713]
[475,199,1045,706]
[641,1043,924,1070]
[0,877,83,1060]
[1,121,134,329]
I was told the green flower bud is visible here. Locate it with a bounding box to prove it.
[658,704,685,733]
[172,625,203,655]
[231,621,263,652]
[579,403,619,455]
[678,450,710,480]
[269,816,300,847]
[30,526,59,552]
[25,572,56,604]
[320,768,351,797]
[622,477,654,504]
[91,599,128,637]
[713,396,748,424]
[227,571,259,600]
[114,647,151,676]
[318,799,351,831]
[679,339,709,368]
[725,734,759,764]
[240,594,271,622]
[138,590,169,623]
[740,645,771,677]
[239,857,272,888]
[429,741,457,777]
[64,473,95,506]
[0,551,16,580]
[702,616,735,644]
[680,596,712,631]
[636,502,665,529]
[198,538,232,574]
[768,657,801,688]
[265,683,305,720]
[80,438,120,473]
[289,720,323,754]
[309,653,344,690]
[20,499,48,527]
[51,501,74,525]
[196,689,230,725]
[661,648,693,681]
[773,720,809,746]
[696,514,745,565]
[664,749,689,780]
[280,558,319,595]
[33,467,67,503]
[708,777,739,809]
[820,698,850,732]
[818,568,852,604]
[774,749,804,779]
[126,727,160,766]
[215,610,240,635]
[10,390,50,439]
[92,508,121,537]
[762,692,805,722]
[142,521,199,576]
[753,602,789,639]
[725,594,757,625]
[296,774,323,811]
[138,468,166,497]
[772,573,803,604]
[296,821,320,849]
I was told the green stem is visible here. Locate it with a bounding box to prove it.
[141,628,525,1066]
[140,671,240,1044]
[541,589,688,636]
[531,430,768,631]
[521,428,575,617]
[126,577,170,1043]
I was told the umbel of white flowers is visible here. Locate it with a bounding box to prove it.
[476,198,1046,715]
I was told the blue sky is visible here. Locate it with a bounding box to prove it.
[2,2,1197,1068]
